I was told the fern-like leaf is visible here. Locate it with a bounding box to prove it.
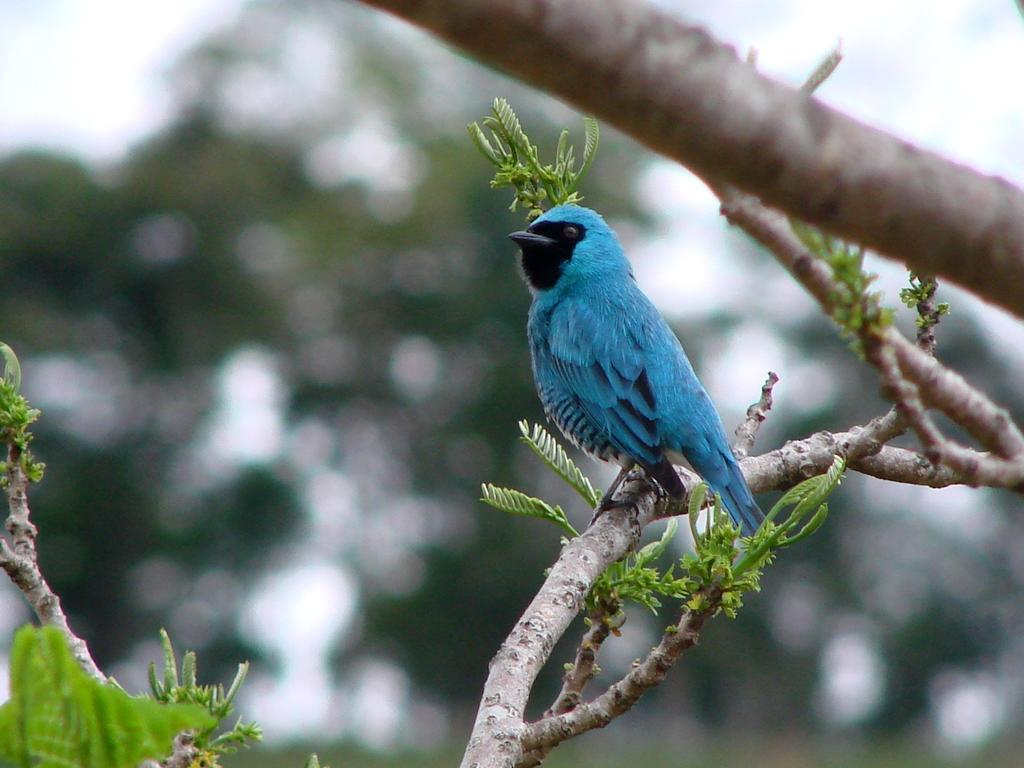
[579,116,600,180]
[0,626,214,768]
[492,97,537,165]
[467,122,501,165]
[481,483,579,537]
[518,420,601,507]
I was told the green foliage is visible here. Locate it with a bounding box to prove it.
[518,420,601,507]
[0,625,214,768]
[790,222,892,354]
[1,342,22,392]
[732,455,845,579]
[0,343,45,483]
[483,422,843,621]
[481,483,578,538]
[590,518,692,613]
[468,97,599,220]
[147,629,262,764]
[899,272,950,328]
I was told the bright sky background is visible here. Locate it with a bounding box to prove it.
[2,0,1023,751]
[0,0,245,159]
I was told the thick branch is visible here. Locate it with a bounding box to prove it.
[2,445,104,681]
[359,0,1024,319]
[460,474,669,768]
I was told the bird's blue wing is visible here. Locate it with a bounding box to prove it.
[536,293,763,535]
[539,296,676,483]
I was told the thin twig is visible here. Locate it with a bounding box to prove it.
[733,371,779,459]
[716,185,1024,481]
[910,273,942,354]
[800,40,843,94]
[518,604,621,768]
[2,445,104,681]
[520,585,723,755]
[545,606,618,717]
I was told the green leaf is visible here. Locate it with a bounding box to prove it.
[733,456,844,577]
[469,99,601,218]
[518,421,601,507]
[579,116,600,181]
[467,122,501,166]
[686,482,709,544]
[492,97,537,165]
[554,128,570,175]
[181,651,197,689]
[0,343,21,392]
[222,663,249,709]
[481,483,579,537]
[635,518,678,566]
[781,502,829,546]
[772,455,845,522]
[159,628,179,692]
[0,625,214,768]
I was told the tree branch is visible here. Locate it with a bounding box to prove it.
[544,605,618,718]
[732,371,779,459]
[870,344,1024,488]
[716,187,1024,483]
[461,474,668,768]
[358,0,1024,320]
[520,585,722,758]
[2,444,104,681]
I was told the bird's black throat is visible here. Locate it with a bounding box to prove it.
[512,220,587,291]
[520,245,571,290]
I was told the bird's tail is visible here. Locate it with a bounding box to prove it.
[714,457,764,537]
[646,453,763,537]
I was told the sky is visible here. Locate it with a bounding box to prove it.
[0,0,245,159]
[2,0,1023,751]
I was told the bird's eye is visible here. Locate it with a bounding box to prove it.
[563,225,580,240]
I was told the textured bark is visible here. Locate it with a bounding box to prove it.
[461,476,662,768]
[521,586,722,755]
[358,0,1024,319]
[2,445,104,681]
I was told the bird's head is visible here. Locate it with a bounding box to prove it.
[508,205,630,292]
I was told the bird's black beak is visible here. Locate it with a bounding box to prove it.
[509,231,556,249]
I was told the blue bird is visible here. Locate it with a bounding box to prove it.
[509,204,764,536]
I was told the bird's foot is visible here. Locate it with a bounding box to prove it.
[588,495,634,527]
